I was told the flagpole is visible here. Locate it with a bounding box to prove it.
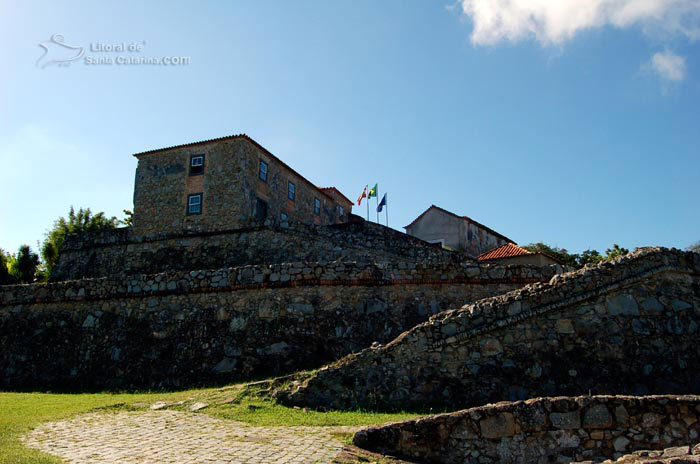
[366,193,369,221]
[376,184,379,224]
[385,193,389,227]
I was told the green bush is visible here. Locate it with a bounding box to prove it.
[6,245,40,284]
[0,249,13,285]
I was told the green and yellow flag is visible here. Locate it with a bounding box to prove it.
[368,183,378,199]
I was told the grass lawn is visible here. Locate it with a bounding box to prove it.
[0,382,419,464]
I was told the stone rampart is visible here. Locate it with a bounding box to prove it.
[51,220,473,281]
[353,395,700,464]
[278,248,700,411]
[0,260,556,390]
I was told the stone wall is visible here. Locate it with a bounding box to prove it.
[0,260,556,390]
[353,395,700,464]
[278,248,700,411]
[51,220,482,281]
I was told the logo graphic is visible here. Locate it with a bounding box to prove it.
[36,34,85,69]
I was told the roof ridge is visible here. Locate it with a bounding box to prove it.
[132,133,249,157]
[318,187,353,206]
[404,205,514,243]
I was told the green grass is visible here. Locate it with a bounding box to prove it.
[200,397,418,427]
[0,382,419,464]
[329,432,354,445]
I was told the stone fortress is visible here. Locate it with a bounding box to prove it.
[1,134,699,463]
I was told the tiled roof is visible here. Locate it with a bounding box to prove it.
[132,133,251,157]
[477,243,565,264]
[477,243,532,261]
[404,205,514,243]
[132,133,348,204]
[319,187,353,206]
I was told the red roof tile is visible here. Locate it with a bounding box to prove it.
[477,243,532,261]
[477,243,565,264]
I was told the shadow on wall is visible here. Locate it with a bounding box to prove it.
[278,248,700,411]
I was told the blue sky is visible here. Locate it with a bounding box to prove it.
[1,0,698,255]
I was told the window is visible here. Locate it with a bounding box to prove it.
[187,193,202,215]
[259,160,268,182]
[338,205,344,217]
[189,155,204,176]
[280,212,288,221]
[288,181,296,201]
[255,197,268,220]
[314,197,321,215]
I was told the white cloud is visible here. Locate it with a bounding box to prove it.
[459,0,700,45]
[649,50,687,80]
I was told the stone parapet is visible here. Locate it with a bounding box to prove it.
[2,260,558,305]
[353,395,700,464]
[50,220,481,281]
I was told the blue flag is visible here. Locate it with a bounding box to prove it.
[377,193,387,212]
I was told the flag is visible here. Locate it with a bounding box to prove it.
[377,193,387,212]
[357,185,368,205]
[368,183,378,199]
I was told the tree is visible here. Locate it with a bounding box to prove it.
[522,242,578,268]
[604,244,630,261]
[0,248,13,285]
[121,209,133,227]
[8,245,40,283]
[687,241,700,253]
[523,242,629,269]
[41,207,120,277]
[577,249,603,268]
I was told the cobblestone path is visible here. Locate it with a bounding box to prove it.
[23,410,360,464]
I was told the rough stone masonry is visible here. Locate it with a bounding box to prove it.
[352,395,700,464]
[278,248,700,411]
[50,220,477,281]
[0,248,558,390]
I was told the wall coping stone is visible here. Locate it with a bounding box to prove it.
[353,394,700,464]
[0,259,560,307]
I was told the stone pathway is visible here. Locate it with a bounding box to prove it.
[22,410,360,464]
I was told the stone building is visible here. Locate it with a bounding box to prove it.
[477,242,563,266]
[404,205,512,257]
[132,134,353,238]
